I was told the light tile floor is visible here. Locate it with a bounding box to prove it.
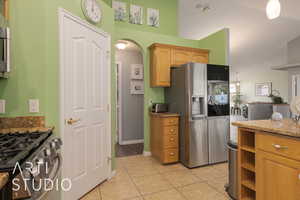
[81,155,231,200]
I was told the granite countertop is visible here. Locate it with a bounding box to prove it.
[232,119,300,138]
[150,112,180,117]
[0,127,54,134]
[0,173,9,190]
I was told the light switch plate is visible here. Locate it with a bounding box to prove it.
[29,99,39,113]
[0,100,5,114]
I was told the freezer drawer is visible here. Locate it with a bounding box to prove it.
[208,116,229,164]
[185,118,209,168]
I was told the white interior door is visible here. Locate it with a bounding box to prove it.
[59,9,111,200]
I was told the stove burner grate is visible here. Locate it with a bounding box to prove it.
[0,131,52,173]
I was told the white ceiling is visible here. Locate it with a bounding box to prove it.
[178,0,300,66]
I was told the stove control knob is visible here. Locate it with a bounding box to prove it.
[50,141,56,149]
[51,138,62,150]
[37,158,45,165]
[31,165,39,177]
[44,148,52,156]
[54,138,62,146]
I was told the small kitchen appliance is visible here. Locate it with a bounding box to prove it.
[151,103,168,113]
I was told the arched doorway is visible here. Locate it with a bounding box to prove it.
[115,40,144,157]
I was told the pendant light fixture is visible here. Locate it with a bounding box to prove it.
[266,0,281,20]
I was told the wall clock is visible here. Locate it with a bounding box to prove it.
[81,0,102,24]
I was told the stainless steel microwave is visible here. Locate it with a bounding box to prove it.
[0,27,10,76]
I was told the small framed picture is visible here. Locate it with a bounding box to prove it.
[113,1,127,21]
[131,64,143,80]
[130,4,143,25]
[147,8,159,27]
[255,82,272,96]
[130,80,144,95]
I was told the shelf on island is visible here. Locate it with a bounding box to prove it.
[242,179,256,191]
[241,146,255,153]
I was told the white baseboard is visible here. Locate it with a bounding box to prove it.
[108,170,116,180]
[143,151,152,157]
[119,139,144,145]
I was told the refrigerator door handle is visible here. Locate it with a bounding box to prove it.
[190,115,207,121]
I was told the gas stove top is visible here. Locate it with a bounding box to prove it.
[0,131,52,173]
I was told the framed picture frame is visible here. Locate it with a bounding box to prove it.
[255,82,272,96]
[130,80,144,95]
[147,8,159,27]
[129,4,143,25]
[131,64,143,80]
[112,1,127,21]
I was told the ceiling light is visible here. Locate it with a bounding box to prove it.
[115,42,127,50]
[195,3,210,12]
[266,0,281,20]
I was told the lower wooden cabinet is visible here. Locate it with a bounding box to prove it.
[256,150,300,200]
[238,128,300,200]
[150,112,179,164]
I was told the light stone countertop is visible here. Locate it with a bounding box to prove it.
[232,119,300,138]
[150,112,180,118]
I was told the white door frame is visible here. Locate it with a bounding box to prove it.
[58,7,112,188]
[115,61,123,145]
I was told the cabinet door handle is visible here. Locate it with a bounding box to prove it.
[169,152,175,156]
[272,144,288,150]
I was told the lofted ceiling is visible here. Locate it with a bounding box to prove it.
[178,0,300,67]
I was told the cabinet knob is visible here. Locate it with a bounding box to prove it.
[170,138,175,141]
[272,144,288,150]
[170,129,175,133]
[169,152,175,156]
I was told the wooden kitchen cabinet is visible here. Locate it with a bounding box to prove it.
[150,45,172,87]
[256,150,300,200]
[234,120,300,200]
[150,43,209,87]
[150,112,180,164]
[172,49,192,66]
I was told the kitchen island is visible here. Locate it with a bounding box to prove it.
[232,119,300,200]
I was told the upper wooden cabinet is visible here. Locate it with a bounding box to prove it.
[150,43,209,87]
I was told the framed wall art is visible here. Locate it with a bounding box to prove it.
[131,64,143,80]
[129,4,143,25]
[255,82,272,96]
[113,1,127,21]
[147,8,159,27]
[130,80,144,95]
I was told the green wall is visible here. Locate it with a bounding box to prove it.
[198,28,229,65]
[0,0,47,117]
[0,0,228,179]
[103,0,178,36]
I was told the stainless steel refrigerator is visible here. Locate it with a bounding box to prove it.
[165,63,230,168]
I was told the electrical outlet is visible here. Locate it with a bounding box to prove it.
[0,100,5,114]
[29,99,39,113]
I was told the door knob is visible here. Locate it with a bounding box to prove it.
[66,118,81,125]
